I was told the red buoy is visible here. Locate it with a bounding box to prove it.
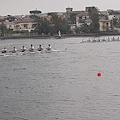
[97,72,101,76]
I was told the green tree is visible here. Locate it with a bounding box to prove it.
[48,13,69,35]
[80,24,90,33]
[35,18,50,35]
[87,7,100,33]
[113,16,119,27]
[75,24,90,33]
[34,13,69,35]
[7,15,15,22]
[0,22,7,36]
[69,13,77,24]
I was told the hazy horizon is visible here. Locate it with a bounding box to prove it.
[0,0,120,16]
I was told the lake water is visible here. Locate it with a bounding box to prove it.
[1,36,120,120]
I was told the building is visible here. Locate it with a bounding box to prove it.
[76,12,91,28]
[14,17,36,32]
[99,20,112,31]
[4,20,14,30]
[65,7,90,31]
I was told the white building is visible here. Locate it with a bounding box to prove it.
[99,20,112,31]
[4,20,14,30]
[14,17,36,32]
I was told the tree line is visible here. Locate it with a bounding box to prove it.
[32,13,70,35]
[0,7,102,36]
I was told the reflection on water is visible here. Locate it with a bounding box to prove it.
[1,36,120,120]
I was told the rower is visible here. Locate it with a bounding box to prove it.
[1,47,7,53]
[12,47,17,53]
[21,46,26,52]
[29,44,34,52]
[46,44,51,51]
[37,44,43,51]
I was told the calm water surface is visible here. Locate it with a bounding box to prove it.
[1,36,120,120]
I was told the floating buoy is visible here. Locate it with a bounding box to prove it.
[97,72,101,76]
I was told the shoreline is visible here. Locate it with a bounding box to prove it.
[1,33,120,40]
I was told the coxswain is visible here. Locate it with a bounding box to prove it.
[1,47,7,53]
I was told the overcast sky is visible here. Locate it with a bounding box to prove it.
[0,0,120,16]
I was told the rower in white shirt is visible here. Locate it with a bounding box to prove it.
[12,47,17,53]
[29,44,34,52]
[21,46,26,52]
[1,47,7,53]
[37,44,43,51]
[46,44,51,51]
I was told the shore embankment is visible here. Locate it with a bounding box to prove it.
[0,34,51,40]
[1,33,120,40]
[66,33,120,37]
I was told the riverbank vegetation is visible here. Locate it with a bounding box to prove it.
[0,6,120,38]
[33,13,70,35]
